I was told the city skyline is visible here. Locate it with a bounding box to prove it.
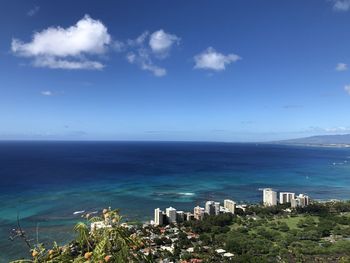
[1,0,350,141]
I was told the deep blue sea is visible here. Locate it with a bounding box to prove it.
[0,141,350,262]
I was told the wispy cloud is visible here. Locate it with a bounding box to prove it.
[12,15,111,70]
[116,30,179,77]
[126,48,166,77]
[194,47,241,71]
[336,63,348,71]
[305,125,350,134]
[241,121,255,125]
[27,6,40,17]
[283,104,304,109]
[41,90,53,96]
[33,57,104,70]
[344,84,350,95]
[324,126,350,132]
[331,0,350,11]
[127,31,149,47]
[140,61,166,77]
[113,40,126,52]
[0,130,88,140]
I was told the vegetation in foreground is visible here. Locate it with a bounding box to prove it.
[11,208,150,263]
[11,201,350,263]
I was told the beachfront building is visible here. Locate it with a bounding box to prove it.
[205,201,220,215]
[214,202,220,215]
[166,207,177,223]
[263,188,277,206]
[300,194,310,206]
[236,204,247,212]
[291,194,310,208]
[176,211,185,223]
[154,208,164,226]
[194,206,205,220]
[220,206,230,213]
[185,212,194,221]
[279,192,295,204]
[224,199,236,214]
[205,201,216,215]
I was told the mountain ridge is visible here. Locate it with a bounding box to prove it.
[275,134,350,146]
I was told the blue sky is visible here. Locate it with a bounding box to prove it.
[1,0,350,141]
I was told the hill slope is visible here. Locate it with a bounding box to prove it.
[276,134,350,146]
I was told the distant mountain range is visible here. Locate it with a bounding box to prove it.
[275,134,350,146]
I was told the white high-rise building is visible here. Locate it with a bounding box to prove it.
[185,212,194,221]
[176,211,185,222]
[205,201,216,215]
[154,208,163,226]
[214,202,220,215]
[291,198,298,208]
[166,207,177,223]
[301,194,310,206]
[263,188,277,206]
[194,206,205,220]
[291,194,310,208]
[279,192,295,204]
[224,199,236,214]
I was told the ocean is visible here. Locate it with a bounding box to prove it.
[0,141,349,262]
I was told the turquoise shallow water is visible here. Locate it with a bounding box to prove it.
[0,141,350,261]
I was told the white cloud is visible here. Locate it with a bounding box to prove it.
[125,48,166,77]
[194,47,241,71]
[120,30,178,77]
[33,57,104,70]
[113,40,126,52]
[324,126,350,132]
[344,84,350,94]
[126,52,136,63]
[41,90,53,96]
[336,63,348,71]
[135,31,149,45]
[149,29,180,55]
[141,62,166,77]
[305,125,350,134]
[113,32,149,53]
[27,6,40,17]
[332,0,350,11]
[125,31,149,47]
[12,15,110,70]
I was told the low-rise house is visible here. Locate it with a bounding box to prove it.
[223,252,234,258]
[236,204,247,211]
[215,248,226,254]
[186,247,194,253]
[160,245,174,253]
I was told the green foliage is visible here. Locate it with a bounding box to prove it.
[199,202,350,262]
[13,208,147,263]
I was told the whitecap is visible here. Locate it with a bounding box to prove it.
[179,192,195,196]
[73,210,85,215]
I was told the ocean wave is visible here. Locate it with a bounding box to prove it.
[332,161,349,166]
[151,192,195,198]
[179,192,195,196]
[73,210,85,215]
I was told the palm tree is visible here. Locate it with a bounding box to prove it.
[13,208,151,262]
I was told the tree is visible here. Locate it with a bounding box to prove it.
[18,208,147,263]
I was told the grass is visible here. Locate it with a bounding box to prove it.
[275,215,319,230]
